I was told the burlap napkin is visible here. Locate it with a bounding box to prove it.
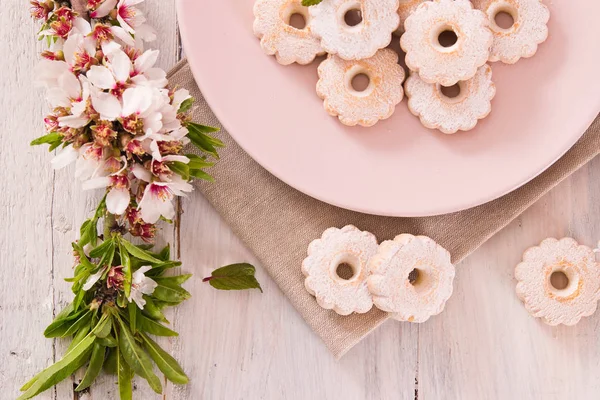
[169,60,600,358]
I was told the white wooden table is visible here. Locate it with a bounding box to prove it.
[2,2,600,399]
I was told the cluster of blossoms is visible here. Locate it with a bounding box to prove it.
[31,0,218,243]
[19,2,248,399]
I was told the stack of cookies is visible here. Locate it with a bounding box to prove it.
[253,0,550,133]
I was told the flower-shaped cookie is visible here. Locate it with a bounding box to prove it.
[309,0,400,60]
[317,49,405,127]
[302,225,378,315]
[472,0,549,64]
[515,238,600,326]
[253,0,325,65]
[400,0,493,86]
[394,0,428,35]
[405,64,496,134]
[367,234,455,323]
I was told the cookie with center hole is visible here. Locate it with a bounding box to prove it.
[367,234,456,322]
[515,238,600,326]
[253,0,325,65]
[302,225,378,315]
[316,49,406,127]
[400,0,493,86]
[472,0,549,64]
[405,64,496,134]
[394,0,429,35]
[309,0,400,60]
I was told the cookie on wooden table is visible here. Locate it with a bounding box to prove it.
[253,0,325,65]
[400,0,493,86]
[302,225,378,315]
[405,64,496,134]
[515,238,600,326]
[316,49,405,127]
[309,0,400,60]
[367,234,455,323]
[471,0,549,64]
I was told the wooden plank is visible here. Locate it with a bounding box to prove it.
[0,4,60,400]
[418,158,600,400]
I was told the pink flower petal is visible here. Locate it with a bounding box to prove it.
[90,0,118,18]
[121,86,152,116]
[82,176,111,191]
[87,66,116,90]
[134,49,159,74]
[91,91,121,121]
[109,49,132,83]
[106,186,130,215]
[51,145,79,170]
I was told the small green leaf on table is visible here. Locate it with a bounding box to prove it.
[302,0,323,5]
[203,263,263,292]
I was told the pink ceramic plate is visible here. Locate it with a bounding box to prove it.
[177,0,600,217]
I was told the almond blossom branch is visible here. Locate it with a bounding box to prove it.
[20,1,259,399]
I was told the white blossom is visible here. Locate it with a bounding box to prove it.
[127,266,157,309]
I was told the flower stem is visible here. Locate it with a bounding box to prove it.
[104,213,116,239]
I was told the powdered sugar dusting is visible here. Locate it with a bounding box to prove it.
[302,225,378,315]
[401,0,493,86]
[405,64,496,134]
[367,234,455,323]
[515,238,600,326]
[316,49,405,127]
[253,0,325,65]
[472,0,549,64]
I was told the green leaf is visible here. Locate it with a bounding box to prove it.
[75,343,105,391]
[188,122,220,134]
[44,307,84,338]
[79,218,98,248]
[89,238,113,258]
[104,348,117,374]
[178,97,194,113]
[169,161,190,180]
[98,240,116,268]
[153,274,192,286]
[18,333,95,399]
[119,240,132,297]
[121,239,163,264]
[145,261,182,277]
[152,281,191,303]
[117,317,163,394]
[72,243,95,270]
[98,335,118,348]
[92,315,112,339]
[73,288,87,311]
[63,310,93,338]
[68,324,92,352]
[187,123,223,159]
[141,296,168,323]
[138,314,178,337]
[157,244,171,261]
[204,263,263,292]
[128,302,138,335]
[117,346,133,400]
[186,154,214,169]
[141,333,189,384]
[189,168,215,182]
[302,0,323,5]
[30,132,62,147]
